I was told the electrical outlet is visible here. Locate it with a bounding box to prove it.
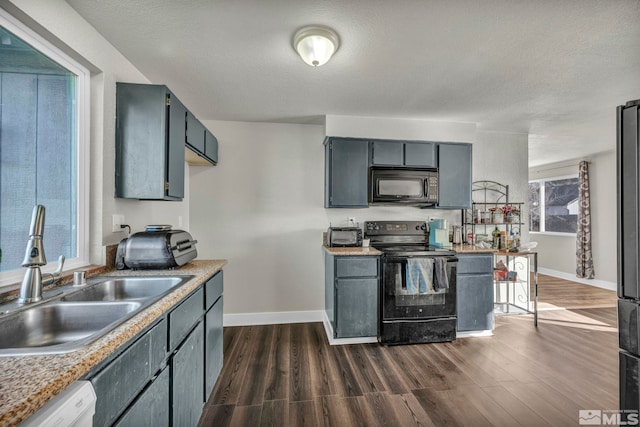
[112,214,125,232]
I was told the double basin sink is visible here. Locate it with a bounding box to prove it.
[0,275,193,356]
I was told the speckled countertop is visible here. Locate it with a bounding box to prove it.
[0,259,227,426]
[322,245,382,256]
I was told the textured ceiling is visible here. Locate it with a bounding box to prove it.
[66,0,640,166]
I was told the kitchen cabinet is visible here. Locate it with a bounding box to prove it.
[437,143,472,209]
[186,111,205,153]
[86,271,224,427]
[325,254,379,338]
[324,138,369,208]
[172,322,205,426]
[185,122,218,166]
[204,271,224,400]
[90,318,168,427]
[371,140,436,167]
[115,367,170,427]
[456,254,494,332]
[115,83,186,200]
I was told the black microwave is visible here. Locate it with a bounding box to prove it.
[369,167,438,206]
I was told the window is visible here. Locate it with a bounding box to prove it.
[528,176,579,234]
[0,10,89,287]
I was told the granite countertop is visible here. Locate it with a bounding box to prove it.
[453,244,498,254]
[0,259,227,426]
[322,245,382,256]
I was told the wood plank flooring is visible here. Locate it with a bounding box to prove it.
[199,276,619,427]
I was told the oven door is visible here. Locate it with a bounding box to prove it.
[381,255,457,320]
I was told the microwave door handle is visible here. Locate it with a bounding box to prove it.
[424,179,430,199]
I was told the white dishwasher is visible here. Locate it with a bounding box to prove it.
[21,381,96,427]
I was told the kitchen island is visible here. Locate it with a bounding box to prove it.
[0,259,226,426]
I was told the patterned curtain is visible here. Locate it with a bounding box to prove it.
[576,161,595,279]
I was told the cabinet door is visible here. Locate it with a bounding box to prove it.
[438,143,472,209]
[115,367,170,427]
[326,138,369,207]
[167,91,187,199]
[456,274,494,332]
[91,332,152,427]
[371,141,403,165]
[405,142,436,167]
[336,278,378,338]
[205,297,224,401]
[205,130,218,164]
[186,112,205,153]
[172,322,205,427]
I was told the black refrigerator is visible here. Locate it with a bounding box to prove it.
[618,99,640,419]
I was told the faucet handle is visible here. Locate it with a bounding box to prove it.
[41,255,65,287]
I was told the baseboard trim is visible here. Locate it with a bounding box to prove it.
[322,312,378,346]
[223,310,324,327]
[456,330,494,338]
[538,268,616,291]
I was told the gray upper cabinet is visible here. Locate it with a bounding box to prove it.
[371,140,436,168]
[186,111,205,153]
[116,83,186,200]
[205,130,218,164]
[325,138,369,208]
[437,143,472,209]
[405,142,436,167]
[371,141,403,165]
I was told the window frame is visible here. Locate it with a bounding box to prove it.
[0,9,90,288]
[528,173,578,237]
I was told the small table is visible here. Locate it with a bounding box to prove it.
[493,251,539,327]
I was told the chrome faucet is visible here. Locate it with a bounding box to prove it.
[18,205,65,304]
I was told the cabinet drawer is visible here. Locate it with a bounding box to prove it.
[457,254,493,274]
[169,288,204,351]
[336,257,378,278]
[91,330,153,427]
[205,271,224,311]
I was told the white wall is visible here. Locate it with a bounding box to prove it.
[5,0,191,265]
[529,150,616,286]
[190,121,327,315]
[190,117,529,318]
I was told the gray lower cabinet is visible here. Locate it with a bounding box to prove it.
[456,254,494,332]
[172,322,205,427]
[204,272,224,401]
[86,272,224,427]
[325,253,379,338]
[325,138,369,208]
[437,143,472,209]
[115,367,170,427]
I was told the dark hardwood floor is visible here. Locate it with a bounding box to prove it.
[199,276,619,426]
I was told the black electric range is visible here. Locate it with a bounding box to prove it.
[364,220,458,345]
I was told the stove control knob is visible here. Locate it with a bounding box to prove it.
[366,223,374,230]
[374,225,380,231]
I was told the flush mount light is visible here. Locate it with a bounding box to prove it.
[293,25,340,67]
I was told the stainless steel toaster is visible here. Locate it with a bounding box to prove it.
[115,229,198,270]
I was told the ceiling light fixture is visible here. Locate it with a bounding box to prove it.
[293,25,340,67]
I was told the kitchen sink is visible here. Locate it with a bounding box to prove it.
[0,275,193,356]
[62,276,189,302]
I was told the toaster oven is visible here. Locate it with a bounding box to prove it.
[327,227,363,247]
